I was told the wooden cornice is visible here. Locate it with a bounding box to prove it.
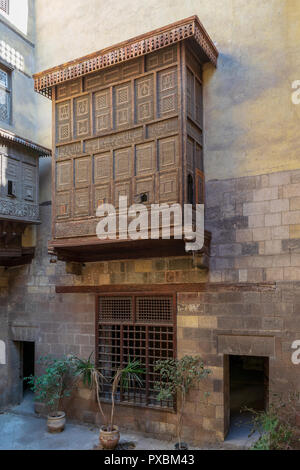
[33,16,218,99]
[0,127,51,156]
[55,282,276,294]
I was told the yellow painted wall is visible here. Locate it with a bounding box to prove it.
[35,0,300,182]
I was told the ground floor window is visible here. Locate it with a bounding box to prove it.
[96,294,176,409]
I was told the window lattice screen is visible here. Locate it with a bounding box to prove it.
[0,70,8,88]
[99,297,133,322]
[0,0,9,14]
[136,297,173,323]
[97,295,175,409]
[0,89,9,122]
[0,67,10,124]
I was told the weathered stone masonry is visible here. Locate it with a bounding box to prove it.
[0,168,299,445]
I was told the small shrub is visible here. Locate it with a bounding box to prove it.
[248,405,293,450]
[247,392,300,450]
[25,355,78,416]
[155,356,211,449]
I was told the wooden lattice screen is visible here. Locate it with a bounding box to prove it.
[96,294,176,409]
[0,0,9,14]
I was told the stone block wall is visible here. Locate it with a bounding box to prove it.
[0,205,214,444]
[178,284,300,437]
[0,169,300,445]
[206,170,300,283]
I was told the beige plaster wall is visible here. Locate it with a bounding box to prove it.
[34,0,300,182]
[0,0,42,143]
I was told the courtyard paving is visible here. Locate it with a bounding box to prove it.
[0,393,255,450]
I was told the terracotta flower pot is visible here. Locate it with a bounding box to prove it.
[175,442,189,450]
[47,411,66,433]
[99,425,120,450]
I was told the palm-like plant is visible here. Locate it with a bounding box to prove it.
[74,353,107,423]
[75,353,144,431]
[109,358,145,431]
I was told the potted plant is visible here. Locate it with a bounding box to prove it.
[25,355,78,433]
[74,352,107,425]
[155,355,211,450]
[75,354,144,450]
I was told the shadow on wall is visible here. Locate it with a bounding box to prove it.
[205,51,283,155]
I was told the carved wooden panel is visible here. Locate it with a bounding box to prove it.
[114,82,132,129]
[195,79,203,127]
[114,147,132,180]
[159,171,178,203]
[186,64,203,129]
[147,117,178,139]
[135,75,154,123]
[57,142,82,159]
[75,157,91,188]
[22,164,36,202]
[158,136,179,171]
[94,184,111,212]
[114,181,131,207]
[56,100,72,143]
[85,58,143,92]
[195,143,203,172]
[56,191,71,219]
[145,45,177,71]
[74,96,90,138]
[187,120,203,145]
[196,169,205,204]
[135,141,156,176]
[187,68,195,119]
[56,80,81,100]
[187,137,194,171]
[0,151,39,224]
[94,89,112,134]
[57,160,72,191]
[157,67,178,117]
[135,176,155,204]
[94,152,111,183]
[74,188,90,217]
[2,155,19,197]
[85,127,144,154]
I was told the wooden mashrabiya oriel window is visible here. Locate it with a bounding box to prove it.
[96,293,176,410]
[33,16,218,261]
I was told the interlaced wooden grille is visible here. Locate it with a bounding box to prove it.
[0,67,10,124]
[0,0,8,14]
[136,297,173,323]
[99,297,132,322]
[96,294,175,409]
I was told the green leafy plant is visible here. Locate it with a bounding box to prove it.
[246,391,300,450]
[25,355,78,416]
[155,356,211,449]
[247,405,293,450]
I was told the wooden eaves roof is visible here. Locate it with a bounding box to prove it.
[33,15,218,100]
